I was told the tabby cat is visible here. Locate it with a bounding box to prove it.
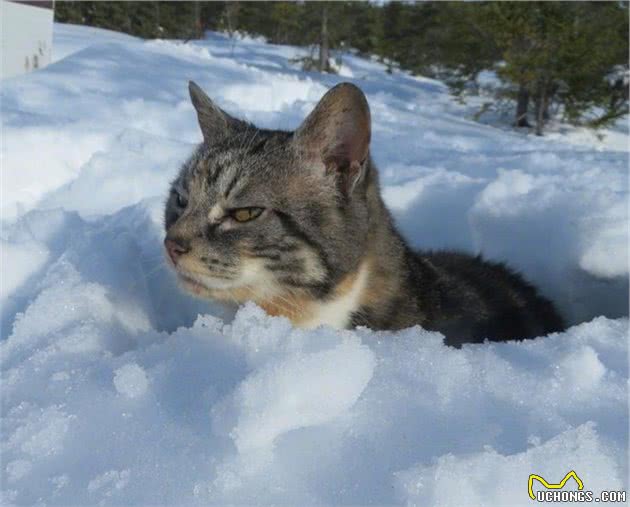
[164,81,564,346]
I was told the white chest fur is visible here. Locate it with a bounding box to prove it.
[301,261,369,330]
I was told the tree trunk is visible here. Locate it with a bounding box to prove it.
[515,85,531,127]
[193,1,201,39]
[535,87,547,136]
[542,83,557,120]
[319,4,329,72]
[225,3,237,37]
[123,2,131,34]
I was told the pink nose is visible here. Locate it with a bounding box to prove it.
[164,238,189,265]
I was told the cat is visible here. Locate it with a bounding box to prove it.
[164,81,564,346]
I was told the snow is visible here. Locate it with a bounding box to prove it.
[396,423,623,507]
[0,239,48,300]
[113,363,149,399]
[0,23,627,505]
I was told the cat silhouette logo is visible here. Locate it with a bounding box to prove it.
[528,470,584,500]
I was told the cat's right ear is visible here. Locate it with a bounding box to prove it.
[294,82,371,194]
[189,81,242,144]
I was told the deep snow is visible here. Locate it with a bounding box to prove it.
[0,24,628,506]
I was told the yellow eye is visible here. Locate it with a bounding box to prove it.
[232,207,264,223]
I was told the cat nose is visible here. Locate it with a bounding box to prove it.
[164,238,190,265]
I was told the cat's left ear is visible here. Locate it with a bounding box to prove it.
[189,81,244,144]
[294,82,371,194]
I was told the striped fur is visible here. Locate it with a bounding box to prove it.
[164,81,564,346]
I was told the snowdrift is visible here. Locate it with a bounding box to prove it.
[1,24,627,506]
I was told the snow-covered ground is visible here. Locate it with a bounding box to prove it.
[1,24,628,506]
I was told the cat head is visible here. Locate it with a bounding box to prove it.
[164,81,373,305]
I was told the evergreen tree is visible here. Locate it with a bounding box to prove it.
[54,1,628,135]
[472,2,628,134]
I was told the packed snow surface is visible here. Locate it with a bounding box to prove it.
[1,24,628,506]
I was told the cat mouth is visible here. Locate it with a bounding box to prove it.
[178,273,208,295]
[176,269,237,292]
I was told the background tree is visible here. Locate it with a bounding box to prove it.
[54,1,629,135]
[470,2,628,134]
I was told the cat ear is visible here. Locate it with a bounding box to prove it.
[189,81,243,144]
[294,82,371,193]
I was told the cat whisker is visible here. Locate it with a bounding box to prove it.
[144,261,171,279]
[125,262,169,291]
[244,129,260,153]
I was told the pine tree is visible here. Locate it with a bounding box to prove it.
[475,2,628,134]
[53,1,627,135]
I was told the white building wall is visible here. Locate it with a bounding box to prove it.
[1,0,54,79]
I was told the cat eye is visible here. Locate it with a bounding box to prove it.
[231,207,264,223]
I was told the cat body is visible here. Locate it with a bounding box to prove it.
[164,81,564,346]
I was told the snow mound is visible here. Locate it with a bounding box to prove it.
[396,423,623,507]
[1,23,627,505]
[113,364,149,399]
